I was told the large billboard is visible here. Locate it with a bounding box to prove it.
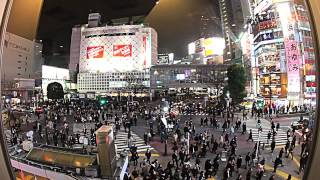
[204,37,225,57]
[79,26,155,73]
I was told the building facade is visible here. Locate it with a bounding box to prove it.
[188,37,225,65]
[73,25,157,96]
[150,64,228,96]
[1,32,43,100]
[251,0,316,106]
[219,0,253,63]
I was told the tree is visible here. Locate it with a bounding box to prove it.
[226,64,247,104]
[47,82,64,100]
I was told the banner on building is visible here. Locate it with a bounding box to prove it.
[285,39,301,93]
[87,46,104,59]
[113,45,132,57]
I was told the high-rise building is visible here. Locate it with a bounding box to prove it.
[200,14,221,38]
[219,0,253,64]
[69,14,158,96]
[1,32,43,101]
[1,32,43,85]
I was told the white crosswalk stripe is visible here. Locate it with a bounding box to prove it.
[181,112,209,116]
[114,130,154,154]
[249,128,288,146]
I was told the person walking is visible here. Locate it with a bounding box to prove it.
[245,152,250,168]
[273,156,282,172]
[145,149,151,164]
[236,155,242,172]
[247,129,253,142]
[287,145,294,160]
[271,140,276,153]
[246,168,252,180]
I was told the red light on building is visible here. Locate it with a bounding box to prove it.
[306,82,316,87]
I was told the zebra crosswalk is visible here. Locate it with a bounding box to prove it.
[114,130,154,154]
[180,112,209,116]
[249,128,288,146]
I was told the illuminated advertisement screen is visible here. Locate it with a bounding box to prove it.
[176,74,186,80]
[42,65,69,80]
[204,37,225,57]
[79,26,153,73]
[188,42,196,55]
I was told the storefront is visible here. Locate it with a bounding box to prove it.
[252,0,316,106]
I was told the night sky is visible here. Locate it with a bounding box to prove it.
[145,0,221,58]
[37,0,221,66]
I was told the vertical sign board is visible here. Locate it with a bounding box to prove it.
[285,40,301,93]
[277,2,301,101]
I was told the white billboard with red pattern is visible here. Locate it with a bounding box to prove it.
[79,25,157,73]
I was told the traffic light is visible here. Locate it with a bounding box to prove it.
[99,97,108,105]
[256,100,264,109]
[100,99,106,105]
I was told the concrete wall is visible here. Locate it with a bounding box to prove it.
[304,0,320,179]
[0,0,15,179]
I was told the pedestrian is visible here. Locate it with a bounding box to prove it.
[287,145,294,160]
[145,149,151,164]
[247,129,253,142]
[274,156,282,172]
[242,122,247,134]
[236,174,242,180]
[144,132,148,145]
[236,155,242,172]
[299,154,306,174]
[246,168,252,180]
[267,131,271,144]
[269,175,275,180]
[285,140,290,155]
[271,140,276,153]
[279,147,284,159]
[223,167,231,180]
[287,174,292,180]
[276,123,280,131]
[245,152,250,168]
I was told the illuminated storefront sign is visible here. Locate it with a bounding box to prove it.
[258,19,278,31]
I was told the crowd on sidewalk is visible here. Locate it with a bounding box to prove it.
[5,97,312,180]
[123,99,310,180]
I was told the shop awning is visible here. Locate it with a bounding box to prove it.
[26,147,96,168]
